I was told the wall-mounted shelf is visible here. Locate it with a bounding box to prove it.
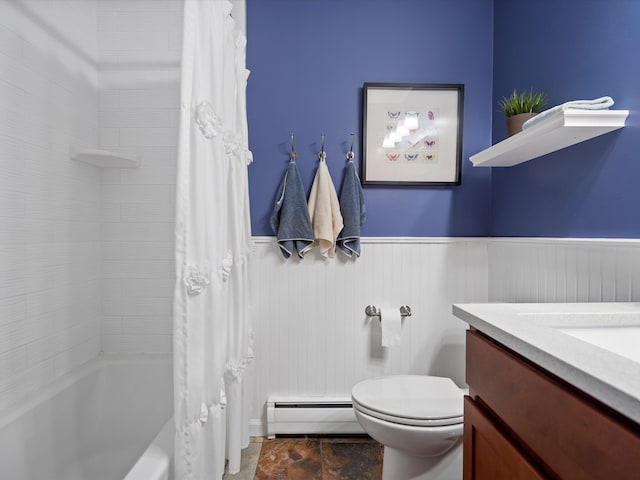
[71,147,140,168]
[470,109,629,167]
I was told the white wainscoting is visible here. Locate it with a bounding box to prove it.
[488,238,640,303]
[248,237,489,434]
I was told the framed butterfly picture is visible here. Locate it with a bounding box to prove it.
[362,83,464,186]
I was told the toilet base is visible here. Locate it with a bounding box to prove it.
[382,441,462,480]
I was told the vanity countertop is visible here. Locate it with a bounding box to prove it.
[453,302,640,425]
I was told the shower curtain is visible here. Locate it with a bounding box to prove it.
[173,1,253,478]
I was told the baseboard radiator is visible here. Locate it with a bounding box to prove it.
[266,396,365,439]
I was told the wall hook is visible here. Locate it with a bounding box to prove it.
[318,133,326,161]
[347,132,355,160]
[289,133,297,161]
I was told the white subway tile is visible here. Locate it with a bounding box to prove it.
[98,89,120,110]
[101,202,121,222]
[118,88,179,109]
[102,184,173,203]
[99,67,172,90]
[102,242,121,260]
[0,347,27,379]
[97,0,172,13]
[98,31,169,52]
[101,221,173,242]
[103,296,172,316]
[102,317,123,335]
[102,333,171,354]
[0,320,41,354]
[120,201,174,222]
[120,241,174,260]
[0,297,26,327]
[102,259,172,279]
[99,109,173,128]
[99,168,120,185]
[0,23,23,60]
[112,10,182,32]
[120,166,175,185]
[53,335,101,378]
[122,316,172,334]
[99,127,119,147]
[121,277,173,298]
[138,146,177,167]
[118,127,177,147]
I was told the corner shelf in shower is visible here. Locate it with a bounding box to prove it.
[71,147,140,168]
[469,109,629,167]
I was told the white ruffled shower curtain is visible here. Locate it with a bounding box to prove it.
[173,1,253,478]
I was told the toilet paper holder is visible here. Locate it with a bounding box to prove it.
[365,305,412,320]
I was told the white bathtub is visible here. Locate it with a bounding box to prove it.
[0,355,173,480]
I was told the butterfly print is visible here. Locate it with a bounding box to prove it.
[405,153,418,161]
[386,153,400,161]
[424,140,436,148]
[428,111,435,120]
[387,111,401,119]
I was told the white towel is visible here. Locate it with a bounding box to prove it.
[308,160,343,258]
[381,307,402,347]
[522,96,614,130]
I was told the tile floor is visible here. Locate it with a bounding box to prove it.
[223,436,383,480]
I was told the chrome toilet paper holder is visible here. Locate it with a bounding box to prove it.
[365,305,412,320]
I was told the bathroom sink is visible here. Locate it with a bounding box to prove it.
[558,326,640,363]
[453,302,640,425]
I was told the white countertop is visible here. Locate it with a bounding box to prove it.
[453,302,640,425]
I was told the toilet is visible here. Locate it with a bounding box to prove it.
[351,375,465,480]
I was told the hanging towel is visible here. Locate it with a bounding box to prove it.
[337,160,366,257]
[308,160,343,258]
[522,96,614,130]
[270,161,314,259]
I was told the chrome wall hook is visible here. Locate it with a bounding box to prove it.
[289,133,297,161]
[318,133,326,161]
[346,132,355,160]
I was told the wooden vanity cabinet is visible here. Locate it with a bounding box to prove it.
[464,329,640,480]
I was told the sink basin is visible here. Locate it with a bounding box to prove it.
[558,326,640,363]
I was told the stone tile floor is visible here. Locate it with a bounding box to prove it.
[223,436,383,480]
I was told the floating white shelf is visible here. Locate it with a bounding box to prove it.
[470,109,629,167]
[71,147,140,168]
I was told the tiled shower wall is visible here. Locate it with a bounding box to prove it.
[0,0,101,409]
[96,0,182,353]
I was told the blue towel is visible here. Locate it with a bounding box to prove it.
[522,96,614,130]
[337,160,366,257]
[270,161,314,259]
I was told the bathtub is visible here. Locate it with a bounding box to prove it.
[0,354,173,480]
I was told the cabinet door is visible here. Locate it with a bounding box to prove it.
[463,397,548,480]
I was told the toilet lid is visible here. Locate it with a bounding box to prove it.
[351,375,464,427]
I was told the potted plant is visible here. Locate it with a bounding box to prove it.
[499,89,547,137]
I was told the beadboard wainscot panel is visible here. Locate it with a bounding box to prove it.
[488,238,640,303]
[249,237,489,435]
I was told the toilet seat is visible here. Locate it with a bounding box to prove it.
[351,375,464,427]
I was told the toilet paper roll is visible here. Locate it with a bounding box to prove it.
[381,306,402,347]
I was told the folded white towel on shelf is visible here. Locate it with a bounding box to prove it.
[307,159,343,258]
[522,96,615,130]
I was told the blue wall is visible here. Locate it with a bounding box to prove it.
[491,0,640,237]
[246,0,494,237]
